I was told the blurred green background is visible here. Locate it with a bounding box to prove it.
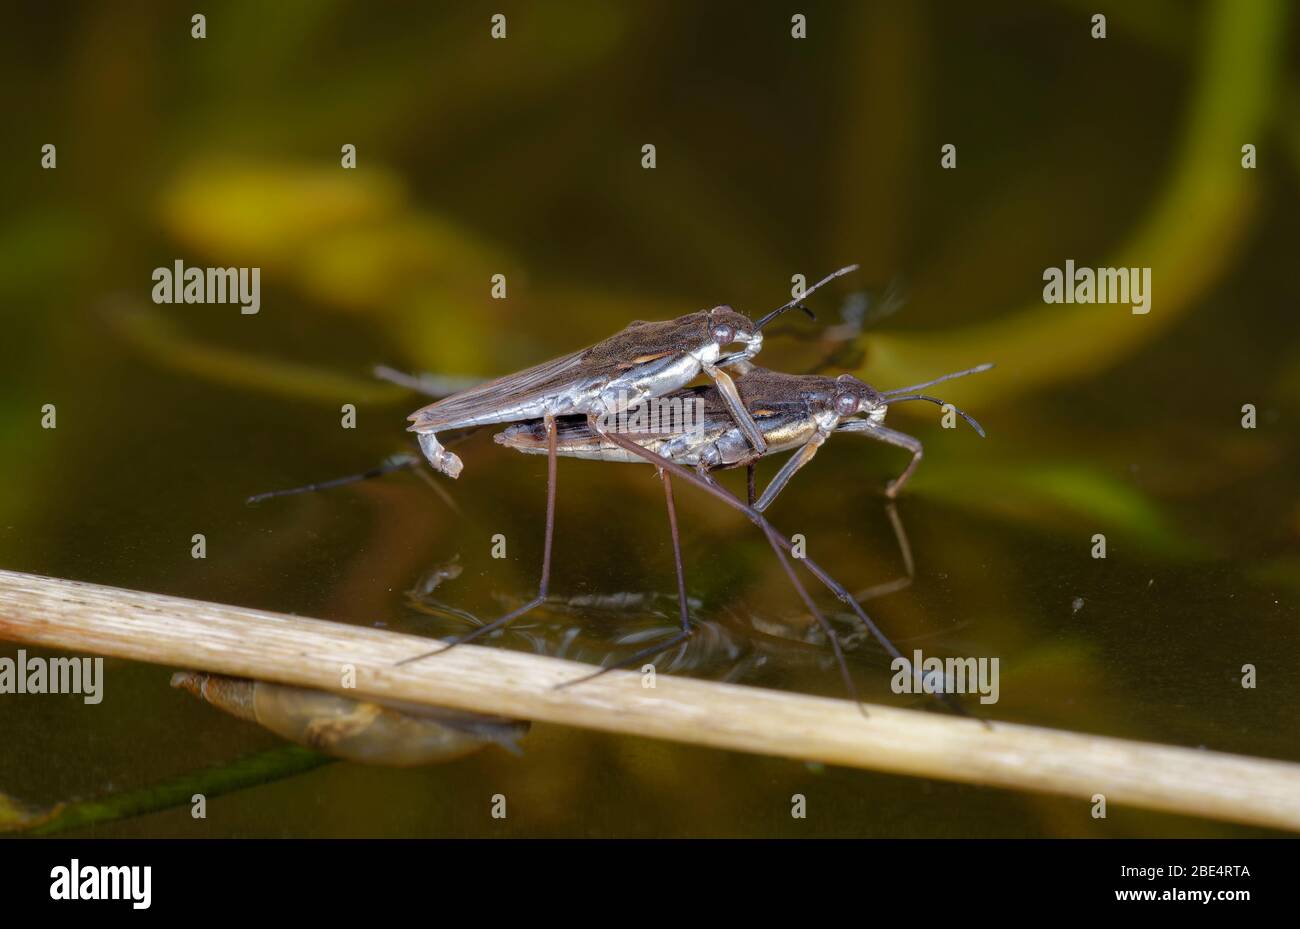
[1,0,1298,837]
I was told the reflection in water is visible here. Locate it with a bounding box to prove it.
[399,562,915,689]
[404,580,751,677]
[396,500,922,692]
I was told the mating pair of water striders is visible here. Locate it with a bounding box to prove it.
[267,265,992,707]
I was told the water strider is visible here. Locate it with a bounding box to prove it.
[392,377,917,708]
[496,360,992,506]
[387,268,866,669]
[488,362,990,702]
[253,370,913,707]
[247,272,980,711]
[399,265,859,479]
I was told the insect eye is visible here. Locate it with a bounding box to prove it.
[834,393,859,416]
[711,324,736,345]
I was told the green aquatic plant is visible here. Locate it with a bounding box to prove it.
[0,746,330,836]
[860,0,1286,406]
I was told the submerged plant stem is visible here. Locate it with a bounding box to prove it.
[14,746,330,836]
[862,0,1286,407]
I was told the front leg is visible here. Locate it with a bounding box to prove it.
[754,430,828,513]
[866,424,924,498]
[703,363,767,456]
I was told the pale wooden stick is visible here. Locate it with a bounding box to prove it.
[1,568,1296,831]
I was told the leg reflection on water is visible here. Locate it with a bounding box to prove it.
[397,501,926,694]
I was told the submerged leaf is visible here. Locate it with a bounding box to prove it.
[103,300,405,404]
[916,460,1200,557]
[159,161,404,265]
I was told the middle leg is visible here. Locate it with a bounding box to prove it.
[586,414,861,708]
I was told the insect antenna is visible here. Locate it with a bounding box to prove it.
[753,263,860,331]
[883,394,986,438]
[880,362,994,397]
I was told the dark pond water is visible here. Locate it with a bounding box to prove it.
[1,1,1297,836]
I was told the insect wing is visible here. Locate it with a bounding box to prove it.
[407,347,592,431]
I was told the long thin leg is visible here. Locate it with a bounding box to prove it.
[693,468,970,720]
[589,416,977,719]
[246,454,419,504]
[870,425,924,499]
[753,431,828,512]
[696,467,859,655]
[746,463,757,507]
[704,362,767,456]
[558,469,693,687]
[660,470,690,637]
[246,441,463,513]
[587,415,861,709]
[397,414,559,664]
[838,421,924,498]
